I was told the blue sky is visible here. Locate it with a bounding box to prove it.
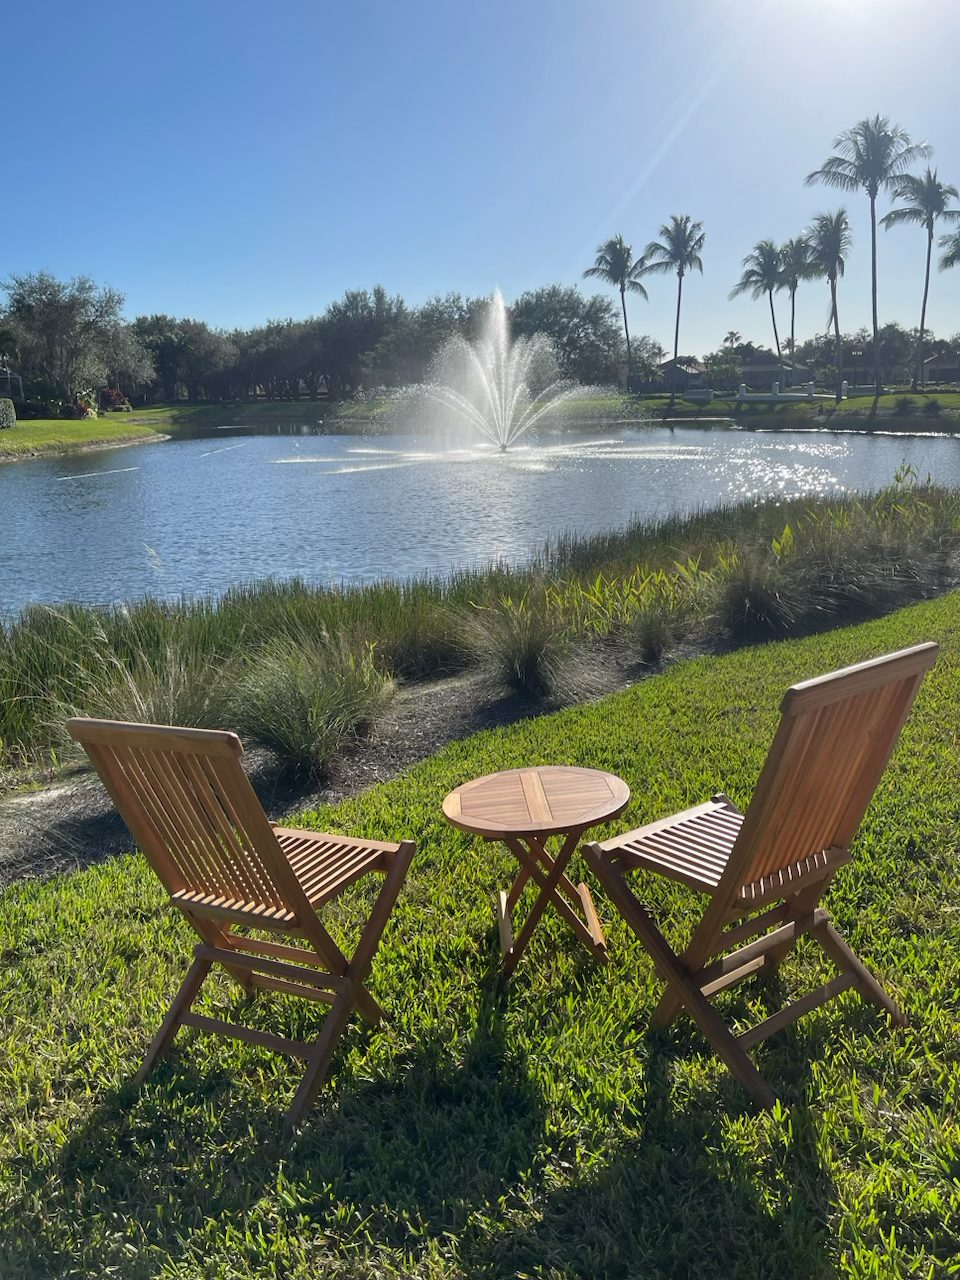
[4,0,959,355]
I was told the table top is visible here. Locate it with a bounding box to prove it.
[442,765,630,838]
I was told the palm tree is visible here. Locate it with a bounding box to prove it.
[806,210,853,403]
[729,240,784,366]
[583,235,648,385]
[941,229,960,272]
[806,115,930,392]
[881,168,960,387]
[643,215,706,405]
[723,330,742,349]
[777,236,812,360]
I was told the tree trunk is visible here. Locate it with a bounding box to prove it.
[870,192,881,393]
[790,287,796,363]
[916,227,933,390]
[831,276,843,404]
[620,284,632,390]
[767,289,782,367]
[669,273,683,408]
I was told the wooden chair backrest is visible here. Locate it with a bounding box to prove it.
[67,718,304,911]
[725,643,938,894]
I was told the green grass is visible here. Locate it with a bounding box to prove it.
[0,418,162,458]
[2,593,960,1277]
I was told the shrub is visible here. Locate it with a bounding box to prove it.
[54,630,236,747]
[922,398,942,417]
[232,631,395,776]
[624,597,679,665]
[460,589,573,700]
[709,548,804,642]
[99,387,130,411]
[894,396,916,415]
[0,398,14,429]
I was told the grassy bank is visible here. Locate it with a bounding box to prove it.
[2,593,959,1277]
[0,418,163,459]
[1,477,957,774]
[6,391,960,459]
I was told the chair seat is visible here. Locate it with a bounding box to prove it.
[597,797,744,894]
[596,797,852,905]
[171,829,399,924]
[275,827,398,906]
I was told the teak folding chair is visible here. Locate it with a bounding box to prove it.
[67,717,415,1132]
[584,642,938,1108]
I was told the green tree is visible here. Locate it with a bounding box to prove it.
[778,236,813,359]
[702,348,741,392]
[133,315,186,401]
[723,330,742,349]
[881,168,960,386]
[510,285,624,384]
[806,210,853,403]
[3,272,126,401]
[729,240,784,365]
[176,320,236,402]
[643,215,706,406]
[582,235,648,384]
[631,334,667,381]
[805,115,930,392]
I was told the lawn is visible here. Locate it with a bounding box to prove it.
[2,592,960,1277]
[0,417,162,458]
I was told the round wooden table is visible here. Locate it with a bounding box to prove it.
[443,766,630,975]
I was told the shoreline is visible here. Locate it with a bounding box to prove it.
[0,428,169,464]
[3,393,959,461]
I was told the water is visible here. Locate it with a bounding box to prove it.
[1,424,957,614]
[414,290,586,448]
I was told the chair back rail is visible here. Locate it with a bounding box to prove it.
[726,642,937,895]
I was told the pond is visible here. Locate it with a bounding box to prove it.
[2,423,957,614]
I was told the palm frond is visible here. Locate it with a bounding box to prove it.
[880,207,927,230]
[940,230,960,271]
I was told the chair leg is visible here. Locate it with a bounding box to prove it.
[813,912,906,1025]
[135,954,211,1085]
[285,987,359,1132]
[586,849,775,1108]
[284,841,416,1133]
[650,900,730,1030]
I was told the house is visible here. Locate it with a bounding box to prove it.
[739,358,809,390]
[657,358,707,393]
[923,352,960,384]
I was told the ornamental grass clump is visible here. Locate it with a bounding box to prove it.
[461,588,574,701]
[68,639,236,733]
[232,631,395,776]
[709,545,806,642]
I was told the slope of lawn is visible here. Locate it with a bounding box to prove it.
[2,594,960,1278]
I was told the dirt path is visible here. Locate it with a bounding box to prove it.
[0,667,631,890]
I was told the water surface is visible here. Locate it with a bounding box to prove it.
[2,424,956,613]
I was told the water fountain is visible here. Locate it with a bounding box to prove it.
[416,291,585,450]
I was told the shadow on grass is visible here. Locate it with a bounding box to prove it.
[463,975,840,1279]
[0,955,846,1279]
[0,975,546,1276]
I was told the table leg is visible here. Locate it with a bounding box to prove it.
[578,881,607,952]
[500,829,605,976]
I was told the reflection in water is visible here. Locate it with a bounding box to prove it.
[0,425,955,612]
